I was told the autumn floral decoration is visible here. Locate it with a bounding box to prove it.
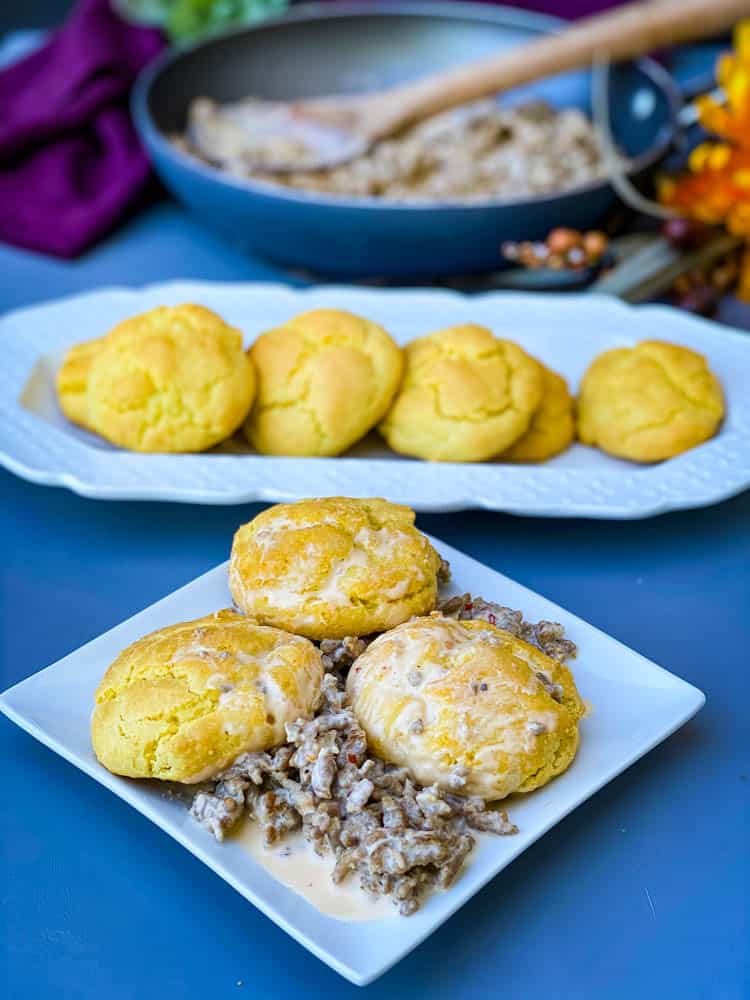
[659,21,750,300]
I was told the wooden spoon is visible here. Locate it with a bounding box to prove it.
[190,0,747,173]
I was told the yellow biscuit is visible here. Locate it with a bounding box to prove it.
[347,615,584,801]
[56,335,108,429]
[229,497,444,641]
[500,364,574,462]
[244,308,403,457]
[379,324,544,462]
[91,609,323,782]
[85,304,255,453]
[577,339,725,462]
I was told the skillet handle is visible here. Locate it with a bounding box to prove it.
[677,68,722,104]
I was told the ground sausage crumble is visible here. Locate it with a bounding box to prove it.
[190,583,577,916]
[179,98,609,203]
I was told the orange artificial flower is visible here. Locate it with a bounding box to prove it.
[659,21,750,298]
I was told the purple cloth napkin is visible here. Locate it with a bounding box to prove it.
[0,0,163,258]
[480,0,623,16]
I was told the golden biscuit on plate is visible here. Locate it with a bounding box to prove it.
[56,335,107,429]
[91,610,323,782]
[347,615,584,800]
[86,304,255,452]
[244,308,403,457]
[229,497,444,641]
[500,364,574,462]
[577,339,724,462]
[379,324,544,462]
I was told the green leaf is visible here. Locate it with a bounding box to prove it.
[168,0,288,42]
[117,0,289,42]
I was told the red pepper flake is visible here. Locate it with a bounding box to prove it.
[347,753,358,764]
[488,613,496,625]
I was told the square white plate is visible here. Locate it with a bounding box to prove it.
[0,536,704,985]
[2,281,749,517]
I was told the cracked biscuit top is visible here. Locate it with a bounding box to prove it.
[83,304,255,453]
[577,339,725,462]
[243,308,403,457]
[346,615,584,800]
[91,610,323,782]
[379,324,544,462]
[229,497,444,640]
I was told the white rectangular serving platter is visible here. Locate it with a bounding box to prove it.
[2,281,749,517]
[0,535,704,985]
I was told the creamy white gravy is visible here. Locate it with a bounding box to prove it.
[233,821,395,922]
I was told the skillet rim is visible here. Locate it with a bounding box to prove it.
[131,0,682,213]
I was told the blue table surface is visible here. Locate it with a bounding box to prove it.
[1,202,749,1000]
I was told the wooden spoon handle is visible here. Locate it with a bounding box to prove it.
[367,0,747,138]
